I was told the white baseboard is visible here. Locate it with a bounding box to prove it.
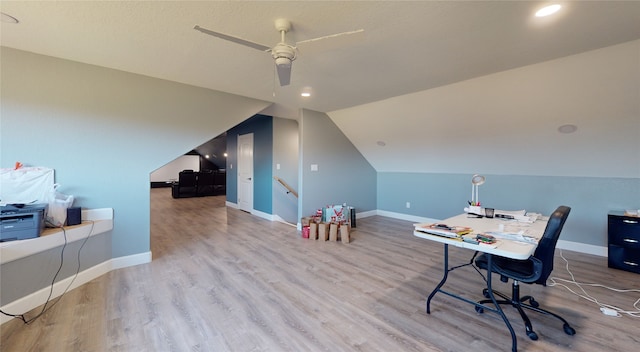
[250,207,608,258]
[557,240,607,257]
[225,201,238,209]
[251,209,274,221]
[375,210,441,224]
[273,215,296,227]
[1,251,151,325]
[356,210,377,219]
[3,208,605,326]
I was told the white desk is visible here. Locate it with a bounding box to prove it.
[414,214,549,352]
[414,214,548,260]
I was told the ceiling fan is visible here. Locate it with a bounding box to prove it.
[194,18,364,86]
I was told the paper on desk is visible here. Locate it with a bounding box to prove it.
[414,223,472,238]
[494,209,541,223]
[485,231,537,244]
[495,209,526,216]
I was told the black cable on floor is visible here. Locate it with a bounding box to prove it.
[0,220,94,324]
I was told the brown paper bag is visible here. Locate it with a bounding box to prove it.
[300,217,312,226]
[329,223,339,241]
[318,223,329,241]
[309,222,318,240]
[341,225,350,243]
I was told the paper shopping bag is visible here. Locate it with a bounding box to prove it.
[1,166,54,204]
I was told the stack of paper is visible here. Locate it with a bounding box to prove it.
[414,223,473,238]
[494,209,540,223]
[485,231,537,244]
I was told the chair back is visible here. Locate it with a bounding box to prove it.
[178,170,198,187]
[532,205,571,285]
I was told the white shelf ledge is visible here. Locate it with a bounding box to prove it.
[0,208,113,265]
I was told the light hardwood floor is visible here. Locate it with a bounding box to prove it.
[1,188,638,351]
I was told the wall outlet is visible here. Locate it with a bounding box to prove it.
[406,202,411,208]
[276,163,281,170]
[311,164,318,171]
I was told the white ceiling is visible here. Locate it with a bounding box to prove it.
[2,1,639,119]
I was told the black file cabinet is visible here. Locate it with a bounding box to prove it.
[608,211,640,274]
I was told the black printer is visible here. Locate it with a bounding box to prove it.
[0,203,48,242]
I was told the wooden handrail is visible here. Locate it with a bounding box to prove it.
[273,176,298,198]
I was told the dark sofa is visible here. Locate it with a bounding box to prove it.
[172,169,226,198]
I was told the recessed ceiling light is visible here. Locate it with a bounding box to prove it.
[301,87,312,97]
[376,141,386,147]
[1,12,19,24]
[300,86,313,98]
[558,124,577,134]
[535,4,562,17]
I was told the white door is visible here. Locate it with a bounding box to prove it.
[237,133,254,213]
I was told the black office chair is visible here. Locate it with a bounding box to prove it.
[474,205,576,341]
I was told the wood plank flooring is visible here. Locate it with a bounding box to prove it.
[1,188,639,351]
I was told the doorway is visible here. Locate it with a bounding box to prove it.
[237,133,254,213]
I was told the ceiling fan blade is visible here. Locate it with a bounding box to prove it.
[276,62,292,86]
[296,29,365,56]
[296,29,365,46]
[194,25,271,52]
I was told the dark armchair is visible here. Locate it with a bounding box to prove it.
[173,170,198,197]
[197,170,216,196]
[171,169,226,198]
[474,205,576,341]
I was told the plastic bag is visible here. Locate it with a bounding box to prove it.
[0,166,54,204]
[45,185,74,227]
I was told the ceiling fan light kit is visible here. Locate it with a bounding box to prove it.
[194,18,363,87]
[272,44,296,66]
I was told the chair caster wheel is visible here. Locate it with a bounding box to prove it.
[527,331,538,340]
[475,305,484,314]
[529,298,540,308]
[563,324,576,335]
[482,288,490,298]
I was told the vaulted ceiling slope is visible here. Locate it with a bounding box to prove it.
[2,1,639,119]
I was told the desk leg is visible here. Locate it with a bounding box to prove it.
[426,244,449,314]
[486,254,518,352]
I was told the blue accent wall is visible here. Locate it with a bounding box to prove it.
[227,114,273,214]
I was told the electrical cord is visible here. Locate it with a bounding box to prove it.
[0,220,94,324]
[548,249,640,318]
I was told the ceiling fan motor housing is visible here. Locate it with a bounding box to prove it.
[194,17,361,86]
[272,43,296,67]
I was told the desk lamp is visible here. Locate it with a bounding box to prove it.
[471,174,485,206]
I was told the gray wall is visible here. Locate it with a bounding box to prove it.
[329,40,640,178]
[330,40,640,250]
[378,173,639,247]
[299,109,377,218]
[1,48,270,304]
[150,155,200,183]
[2,40,637,305]
[273,117,299,224]
[0,232,110,305]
